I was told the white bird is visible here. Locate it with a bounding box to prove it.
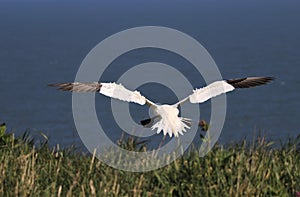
[49,77,274,137]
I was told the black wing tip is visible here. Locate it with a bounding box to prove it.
[48,83,69,87]
[48,83,72,91]
[226,76,275,82]
[226,77,247,84]
[253,76,276,82]
[250,76,276,83]
[254,76,275,81]
[264,76,276,81]
[226,76,275,88]
[48,82,102,92]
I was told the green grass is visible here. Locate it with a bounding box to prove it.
[0,124,299,196]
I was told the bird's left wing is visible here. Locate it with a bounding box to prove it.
[176,77,274,106]
[49,82,155,106]
[176,81,235,105]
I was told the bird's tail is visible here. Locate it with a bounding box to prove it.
[152,117,191,137]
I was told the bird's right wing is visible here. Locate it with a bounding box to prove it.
[176,77,274,105]
[49,82,156,106]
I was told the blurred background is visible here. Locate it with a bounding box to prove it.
[0,0,299,149]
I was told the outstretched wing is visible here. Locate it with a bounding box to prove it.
[176,76,274,105]
[49,82,156,106]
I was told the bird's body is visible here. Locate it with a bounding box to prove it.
[49,77,274,137]
[151,104,191,137]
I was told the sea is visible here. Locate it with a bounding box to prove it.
[0,0,299,150]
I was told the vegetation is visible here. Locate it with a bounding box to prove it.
[0,123,299,196]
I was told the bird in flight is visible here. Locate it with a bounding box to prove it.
[49,77,274,137]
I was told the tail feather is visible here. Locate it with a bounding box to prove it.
[152,117,191,137]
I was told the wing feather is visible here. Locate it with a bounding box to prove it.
[188,81,235,104]
[48,82,101,92]
[49,82,153,106]
[99,82,147,105]
[226,77,274,88]
[176,76,274,105]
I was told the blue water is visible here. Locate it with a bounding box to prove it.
[0,0,299,149]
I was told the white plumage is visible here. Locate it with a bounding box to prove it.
[188,81,235,103]
[151,105,191,137]
[49,77,274,137]
[100,83,146,105]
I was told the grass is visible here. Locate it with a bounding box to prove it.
[0,124,299,196]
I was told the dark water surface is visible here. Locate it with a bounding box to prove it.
[0,0,299,149]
